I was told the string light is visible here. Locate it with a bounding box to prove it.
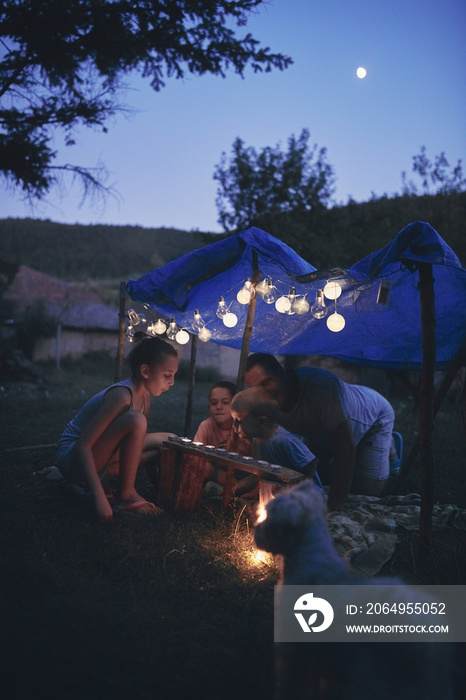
[256,277,276,304]
[127,308,139,325]
[255,278,269,297]
[326,312,345,332]
[192,309,205,332]
[276,288,297,314]
[292,295,310,315]
[310,290,327,319]
[129,272,354,344]
[275,294,291,313]
[223,311,238,328]
[125,325,136,342]
[166,318,178,340]
[198,327,212,342]
[263,284,277,304]
[175,329,190,345]
[152,319,167,334]
[323,280,342,300]
[237,278,255,305]
[216,296,227,319]
[285,287,296,315]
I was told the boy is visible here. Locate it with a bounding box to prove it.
[230,386,323,496]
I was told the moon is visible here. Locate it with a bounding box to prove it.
[356,67,367,79]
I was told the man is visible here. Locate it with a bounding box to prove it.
[244,354,395,511]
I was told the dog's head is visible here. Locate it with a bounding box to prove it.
[254,480,326,555]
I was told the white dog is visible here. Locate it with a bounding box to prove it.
[254,479,455,700]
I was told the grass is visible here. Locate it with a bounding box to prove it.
[1,353,465,699]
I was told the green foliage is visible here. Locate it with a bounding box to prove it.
[274,190,466,269]
[214,129,336,231]
[0,0,292,198]
[1,191,465,294]
[401,146,466,196]
[0,218,216,280]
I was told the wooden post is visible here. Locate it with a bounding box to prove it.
[115,281,126,382]
[418,263,436,549]
[236,251,261,391]
[184,333,197,437]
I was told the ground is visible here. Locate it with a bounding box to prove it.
[1,356,465,699]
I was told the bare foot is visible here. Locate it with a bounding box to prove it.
[114,498,162,515]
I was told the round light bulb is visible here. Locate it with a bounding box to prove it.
[292,297,310,315]
[153,319,167,335]
[198,327,212,342]
[275,295,291,313]
[326,312,345,332]
[175,329,190,345]
[146,323,157,336]
[255,279,269,296]
[223,312,238,328]
[237,287,252,304]
[323,281,342,300]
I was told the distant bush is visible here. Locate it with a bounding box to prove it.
[1,191,465,290]
[0,218,216,281]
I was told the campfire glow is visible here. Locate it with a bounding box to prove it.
[255,482,274,525]
[248,482,275,566]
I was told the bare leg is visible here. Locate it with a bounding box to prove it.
[91,411,157,512]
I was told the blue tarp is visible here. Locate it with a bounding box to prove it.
[126,221,466,370]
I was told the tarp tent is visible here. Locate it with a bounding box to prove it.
[126,221,466,370]
[126,220,466,544]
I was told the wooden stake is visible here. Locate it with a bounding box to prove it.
[418,262,436,549]
[236,251,260,391]
[184,333,197,437]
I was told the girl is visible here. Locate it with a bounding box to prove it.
[56,336,179,522]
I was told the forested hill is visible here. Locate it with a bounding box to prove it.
[1,191,465,289]
[0,218,217,281]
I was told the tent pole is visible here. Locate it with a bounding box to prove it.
[236,251,261,391]
[184,333,197,437]
[418,263,436,549]
[115,281,126,382]
[228,251,261,459]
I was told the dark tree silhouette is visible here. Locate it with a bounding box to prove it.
[401,146,466,196]
[214,128,336,231]
[0,0,292,198]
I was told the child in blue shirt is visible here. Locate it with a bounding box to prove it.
[230,386,323,495]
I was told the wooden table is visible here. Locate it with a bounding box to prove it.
[156,439,305,511]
